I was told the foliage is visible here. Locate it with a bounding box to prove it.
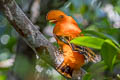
[71,33,120,80]
[71,30,120,79]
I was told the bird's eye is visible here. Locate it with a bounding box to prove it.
[59,15,64,18]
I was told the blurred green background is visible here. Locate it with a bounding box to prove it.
[0,0,120,80]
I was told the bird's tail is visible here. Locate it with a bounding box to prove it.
[56,61,73,79]
[56,61,86,79]
[84,48,101,63]
[70,43,101,63]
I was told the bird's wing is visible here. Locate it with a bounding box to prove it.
[54,34,70,45]
[71,44,100,63]
[54,34,100,63]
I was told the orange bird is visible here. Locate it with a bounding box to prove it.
[46,10,98,78]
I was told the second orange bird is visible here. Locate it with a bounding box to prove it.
[46,10,98,78]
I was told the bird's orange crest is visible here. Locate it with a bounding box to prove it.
[46,10,67,23]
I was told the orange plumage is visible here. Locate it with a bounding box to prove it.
[46,10,97,78]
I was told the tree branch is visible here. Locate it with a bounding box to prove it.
[0,0,85,79]
[0,0,63,67]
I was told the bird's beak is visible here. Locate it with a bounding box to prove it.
[49,20,57,23]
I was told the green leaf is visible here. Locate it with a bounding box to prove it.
[88,61,107,72]
[82,30,120,48]
[0,75,6,80]
[6,37,16,52]
[105,39,120,53]
[114,6,120,14]
[100,39,118,70]
[70,36,105,49]
[82,73,92,80]
[82,30,108,39]
[87,61,107,80]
